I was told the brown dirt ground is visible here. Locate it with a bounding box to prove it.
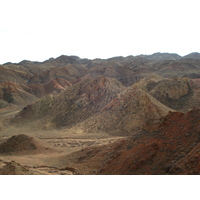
[0,128,124,175]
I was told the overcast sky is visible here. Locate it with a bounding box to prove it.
[0,0,199,64]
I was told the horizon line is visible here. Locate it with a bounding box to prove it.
[1,51,200,65]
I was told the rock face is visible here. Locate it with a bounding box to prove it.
[62,108,200,175]
[74,82,172,135]
[169,143,200,175]
[140,77,200,112]
[148,77,191,111]
[150,77,190,100]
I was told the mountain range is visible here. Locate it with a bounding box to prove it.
[0,52,200,175]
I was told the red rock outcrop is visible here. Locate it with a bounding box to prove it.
[62,108,200,175]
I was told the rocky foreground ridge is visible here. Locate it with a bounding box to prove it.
[55,108,200,175]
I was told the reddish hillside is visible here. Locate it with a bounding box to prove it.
[74,81,172,135]
[100,108,200,174]
[11,75,172,134]
[0,78,71,107]
[0,81,38,106]
[62,108,200,175]
[11,76,125,129]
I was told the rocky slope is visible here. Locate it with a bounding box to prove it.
[10,74,174,136]
[58,108,200,175]
[0,134,54,155]
[140,76,200,112]
[1,53,200,135]
[183,52,200,60]
[11,76,125,130]
[0,78,71,108]
[0,65,31,84]
[72,82,172,135]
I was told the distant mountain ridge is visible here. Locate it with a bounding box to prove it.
[1,52,200,65]
[183,52,200,59]
[136,52,182,61]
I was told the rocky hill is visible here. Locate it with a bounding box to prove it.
[0,161,43,175]
[139,76,200,112]
[10,74,200,135]
[8,65,200,135]
[72,81,172,135]
[183,52,200,60]
[11,76,125,130]
[28,64,87,84]
[0,78,71,108]
[58,108,200,175]
[0,134,54,155]
[137,52,182,61]
[0,65,31,84]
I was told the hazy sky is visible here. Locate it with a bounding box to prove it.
[0,0,199,64]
